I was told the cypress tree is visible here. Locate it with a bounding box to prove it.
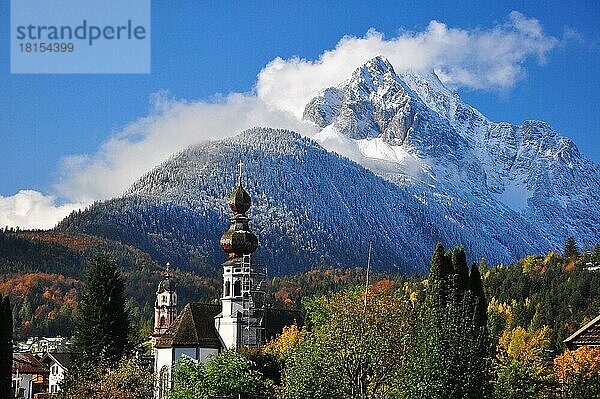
[443,250,453,278]
[451,246,469,294]
[429,242,446,282]
[563,236,579,258]
[428,243,447,308]
[469,263,487,330]
[0,294,13,398]
[71,254,131,371]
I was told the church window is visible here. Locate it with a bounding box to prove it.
[233,280,241,297]
[224,280,230,297]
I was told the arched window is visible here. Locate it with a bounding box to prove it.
[224,280,231,297]
[160,315,166,327]
[233,280,241,297]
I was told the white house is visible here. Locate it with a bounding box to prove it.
[12,352,48,399]
[40,352,71,395]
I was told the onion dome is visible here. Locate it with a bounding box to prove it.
[220,160,259,258]
[157,262,176,293]
[230,185,251,214]
[157,277,176,293]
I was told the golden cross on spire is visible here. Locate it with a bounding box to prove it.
[237,160,243,186]
[165,262,171,276]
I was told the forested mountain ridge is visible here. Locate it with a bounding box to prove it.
[54,59,599,275]
[55,127,547,275]
[0,230,220,339]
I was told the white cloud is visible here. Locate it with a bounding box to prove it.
[0,190,84,230]
[1,12,559,229]
[55,92,317,203]
[256,11,558,117]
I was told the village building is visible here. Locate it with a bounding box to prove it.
[40,352,71,396]
[12,352,48,399]
[563,313,600,350]
[152,162,302,398]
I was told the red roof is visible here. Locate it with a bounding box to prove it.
[12,352,48,374]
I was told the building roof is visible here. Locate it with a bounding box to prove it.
[13,352,47,374]
[154,302,304,349]
[155,303,222,349]
[564,314,600,349]
[40,352,71,370]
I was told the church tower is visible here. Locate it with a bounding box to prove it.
[215,161,265,349]
[153,263,178,338]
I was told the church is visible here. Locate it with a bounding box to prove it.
[152,162,302,398]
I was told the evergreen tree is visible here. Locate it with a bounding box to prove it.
[469,263,488,331]
[564,236,579,258]
[428,242,447,308]
[429,242,446,282]
[71,254,131,371]
[452,246,469,294]
[0,294,12,399]
[592,243,600,265]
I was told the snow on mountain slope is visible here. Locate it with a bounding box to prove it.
[304,56,600,249]
[57,57,599,275]
[57,127,553,275]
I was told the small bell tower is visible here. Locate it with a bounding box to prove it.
[215,160,265,349]
[153,263,178,338]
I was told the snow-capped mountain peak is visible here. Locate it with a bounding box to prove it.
[303,56,600,251]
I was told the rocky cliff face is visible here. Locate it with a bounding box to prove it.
[305,56,600,252]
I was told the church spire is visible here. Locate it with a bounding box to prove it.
[153,262,178,338]
[220,160,258,258]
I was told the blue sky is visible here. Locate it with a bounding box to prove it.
[0,1,599,228]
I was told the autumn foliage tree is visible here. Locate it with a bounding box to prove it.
[554,346,600,399]
[493,325,555,399]
[282,281,412,399]
[57,357,153,399]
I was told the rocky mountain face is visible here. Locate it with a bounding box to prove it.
[57,57,600,275]
[305,56,600,255]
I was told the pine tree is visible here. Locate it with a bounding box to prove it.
[71,254,131,371]
[0,294,13,399]
[564,236,579,258]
